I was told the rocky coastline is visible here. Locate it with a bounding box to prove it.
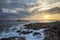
[24,21,60,40]
[0,21,60,40]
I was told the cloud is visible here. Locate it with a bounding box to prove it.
[0,0,35,19]
[5,0,37,5]
[29,2,60,14]
[46,0,60,4]
[27,0,60,12]
[38,2,60,11]
[0,0,60,20]
[23,0,60,20]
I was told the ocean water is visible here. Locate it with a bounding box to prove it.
[0,20,48,40]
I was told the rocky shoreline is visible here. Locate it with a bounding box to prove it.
[0,21,60,40]
[24,21,60,40]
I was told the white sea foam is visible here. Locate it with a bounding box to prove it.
[0,22,46,40]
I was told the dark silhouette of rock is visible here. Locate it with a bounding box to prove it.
[24,23,48,30]
[33,32,41,36]
[16,30,21,33]
[1,38,10,40]
[21,30,33,34]
[1,36,26,40]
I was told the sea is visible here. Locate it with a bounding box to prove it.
[0,20,55,40]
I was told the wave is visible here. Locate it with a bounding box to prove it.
[0,22,46,40]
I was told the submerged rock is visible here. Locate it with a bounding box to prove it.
[1,36,26,40]
[16,30,21,33]
[1,38,10,40]
[33,32,41,36]
[21,30,33,34]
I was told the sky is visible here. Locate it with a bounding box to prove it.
[22,0,60,20]
[0,0,60,20]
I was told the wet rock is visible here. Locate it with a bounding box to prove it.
[12,28,17,31]
[21,30,33,34]
[1,36,26,40]
[19,36,26,40]
[33,32,41,36]
[16,30,21,33]
[24,21,60,40]
[24,23,49,30]
[44,21,60,40]
[1,38,10,40]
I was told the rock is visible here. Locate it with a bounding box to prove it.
[33,32,41,36]
[1,38,10,40]
[1,21,60,40]
[16,30,21,33]
[21,30,33,34]
[33,32,41,38]
[44,21,60,40]
[24,23,49,30]
[1,36,26,40]
[24,21,60,40]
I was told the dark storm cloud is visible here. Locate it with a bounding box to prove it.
[0,0,36,19]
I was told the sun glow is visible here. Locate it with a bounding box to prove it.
[44,15,50,18]
[40,15,51,21]
[23,13,60,21]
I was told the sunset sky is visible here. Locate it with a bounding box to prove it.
[0,0,60,20]
[21,0,60,20]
